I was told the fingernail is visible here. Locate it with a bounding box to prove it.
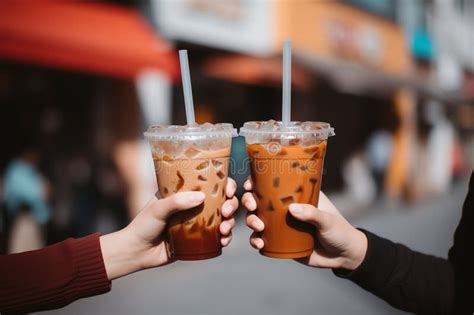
[289,204,302,213]
[188,192,205,203]
[220,221,229,232]
[251,200,256,209]
[223,204,232,215]
[256,221,264,230]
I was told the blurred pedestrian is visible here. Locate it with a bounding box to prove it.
[3,146,51,253]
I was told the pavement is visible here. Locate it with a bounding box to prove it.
[45,178,469,315]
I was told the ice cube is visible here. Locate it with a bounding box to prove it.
[189,223,198,233]
[201,122,214,131]
[196,160,210,170]
[289,139,300,146]
[207,213,215,227]
[280,196,294,206]
[304,145,319,154]
[212,183,219,195]
[185,147,201,158]
[307,152,316,160]
[261,120,277,131]
[162,154,173,162]
[211,159,223,168]
[291,161,300,168]
[176,171,185,191]
[280,139,299,146]
[300,139,318,147]
[273,177,280,188]
[301,121,314,130]
[267,201,274,211]
[277,147,288,156]
[216,170,226,180]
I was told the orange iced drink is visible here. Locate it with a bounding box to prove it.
[240,121,334,258]
[145,123,235,260]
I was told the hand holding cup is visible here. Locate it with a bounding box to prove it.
[243,178,367,270]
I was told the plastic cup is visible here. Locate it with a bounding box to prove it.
[145,123,236,260]
[240,120,335,258]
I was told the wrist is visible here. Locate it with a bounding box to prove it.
[340,228,368,271]
[99,229,145,280]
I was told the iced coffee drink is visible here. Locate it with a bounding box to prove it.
[240,121,334,258]
[145,123,235,260]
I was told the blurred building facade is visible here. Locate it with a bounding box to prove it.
[1,0,473,253]
[150,0,474,206]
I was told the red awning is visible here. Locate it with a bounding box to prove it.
[0,1,179,80]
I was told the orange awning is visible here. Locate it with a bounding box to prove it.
[0,1,179,80]
[201,55,314,89]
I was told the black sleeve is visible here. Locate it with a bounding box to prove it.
[448,173,474,314]
[333,172,474,314]
[334,230,454,314]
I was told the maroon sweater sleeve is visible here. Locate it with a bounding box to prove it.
[0,233,111,313]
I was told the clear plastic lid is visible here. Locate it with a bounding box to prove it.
[144,123,237,141]
[239,120,335,140]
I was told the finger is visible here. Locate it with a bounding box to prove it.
[226,177,237,198]
[249,232,264,250]
[220,217,236,236]
[153,192,205,220]
[246,214,264,232]
[221,233,232,247]
[288,203,334,231]
[243,178,253,191]
[221,196,238,218]
[242,192,257,211]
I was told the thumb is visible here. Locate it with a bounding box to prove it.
[154,191,205,221]
[288,203,334,231]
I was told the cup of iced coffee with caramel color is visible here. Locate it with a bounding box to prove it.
[145,123,236,260]
[240,120,334,259]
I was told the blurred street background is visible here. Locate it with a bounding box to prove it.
[1,0,473,314]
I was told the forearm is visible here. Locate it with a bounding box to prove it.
[0,234,110,313]
[99,229,146,280]
[335,230,455,314]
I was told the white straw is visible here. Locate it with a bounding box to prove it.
[179,50,196,125]
[281,40,292,127]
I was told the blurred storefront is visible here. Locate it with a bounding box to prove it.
[151,0,429,204]
[0,1,179,250]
